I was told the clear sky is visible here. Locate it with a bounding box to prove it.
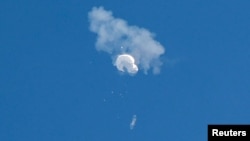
[0,0,249,141]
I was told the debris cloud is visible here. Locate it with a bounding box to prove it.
[88,6,165,74]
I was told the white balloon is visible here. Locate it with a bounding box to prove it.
[115,54,138,74]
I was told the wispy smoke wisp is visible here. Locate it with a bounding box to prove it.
[88,6,165,74]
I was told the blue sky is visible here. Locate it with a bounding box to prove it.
[0,0,249,141]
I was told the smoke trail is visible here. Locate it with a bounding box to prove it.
[88,6,165,74]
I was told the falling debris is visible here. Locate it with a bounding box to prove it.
[130,115,137,130]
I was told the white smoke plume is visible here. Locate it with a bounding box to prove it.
[88,6,165,74]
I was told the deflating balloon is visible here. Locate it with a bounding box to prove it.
[115,54,138,74]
